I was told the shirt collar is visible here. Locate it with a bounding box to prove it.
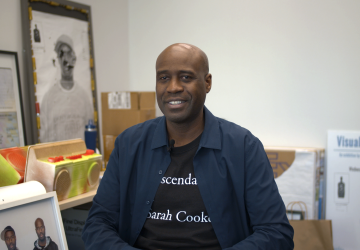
[151,115,168,149]
[151,106,221,150]
[34,236,51,249]
[200,106,221,150]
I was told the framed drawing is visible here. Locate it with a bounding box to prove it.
[0,191,68,250]
[20,0,99,148]
[0,51,26,149]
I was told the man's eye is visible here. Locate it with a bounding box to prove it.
[159,76,168,80]
[182,75,191,80]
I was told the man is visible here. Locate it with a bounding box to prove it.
[33,218,58,250]
[40,34,93,143]
[82,43,294,249]
[1,226,18,250]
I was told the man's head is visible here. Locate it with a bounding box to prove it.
[1,226,16,250]
[156,43,211,125]
[35,218,46,242]
[54,34,76,81]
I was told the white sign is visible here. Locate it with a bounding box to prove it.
[108,92,131,109]
[326,130,360,250]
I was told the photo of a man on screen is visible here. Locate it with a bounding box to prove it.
[33,218,58,250]
[1,226,18,250]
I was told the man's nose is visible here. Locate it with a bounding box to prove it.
[167,78,183,93]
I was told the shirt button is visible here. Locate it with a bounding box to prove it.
[146,201,150,205]
[159,170,162,174]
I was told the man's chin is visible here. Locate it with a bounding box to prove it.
[164,110,199,125]
[8,244,15,250]
[165,114,187,124]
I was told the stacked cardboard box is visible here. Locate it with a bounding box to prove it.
[264,147,325,220]
[101,92,156,167]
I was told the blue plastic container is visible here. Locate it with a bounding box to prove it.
[85,119,97,150]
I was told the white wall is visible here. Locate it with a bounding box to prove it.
[0,1,24,79]
[0,0,28,130]
[75,0,130,93]
[129,0,360,148]
[2,0,360,150]
[74,0,129,152]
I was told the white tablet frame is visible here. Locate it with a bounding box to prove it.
[0,191,68,250]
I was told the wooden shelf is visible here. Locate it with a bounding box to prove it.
[58,188,97,210]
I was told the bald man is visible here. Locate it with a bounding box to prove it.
[33,218,58,250]
[83,43,294,249]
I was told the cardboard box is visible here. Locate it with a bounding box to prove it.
[265,147,325,220]
[103,135,116,168]
[101,92,156,166]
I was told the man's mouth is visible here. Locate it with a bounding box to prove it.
[169,101,185,105]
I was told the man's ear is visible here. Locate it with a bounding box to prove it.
[205,73,212,93]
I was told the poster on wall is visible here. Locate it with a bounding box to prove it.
[32,10,93,143]
[20,0,99,146]
[326,130,360,250]
[0,51,25,149]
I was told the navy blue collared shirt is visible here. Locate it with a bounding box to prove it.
[82,107,294,250]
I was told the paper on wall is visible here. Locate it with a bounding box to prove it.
[108,92,131,109]
[0,68,16,111]
[274,150,316,219]
[265,147,324,220]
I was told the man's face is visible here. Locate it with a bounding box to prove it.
[35,220,46,241]
[58,44,76,78]
[4,231,16,250]
[156,45,211,125]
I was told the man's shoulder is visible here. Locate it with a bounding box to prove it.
[46,237,58,249]
[216,116,254,139]
[212,116,262,153]
[48,239,58,246]
[33,239,38,249]
[42,82,59,100]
